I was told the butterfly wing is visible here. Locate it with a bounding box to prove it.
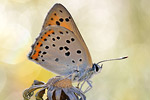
[42,3,81,39]
[29,26,91,75]
[41,3,92,67]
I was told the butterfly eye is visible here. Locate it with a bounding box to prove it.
[95,65,99,72]
[92,64,102,73]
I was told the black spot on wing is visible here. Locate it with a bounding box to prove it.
[55,58,59,62]
[56,36,60,40]
[59,10,63,13]
[71,38,75,42]
[52,32,55,35]
[64,46,69,51]
[59,31,63,34]
[59,18,64,22]
[40,44,43,47]
[43,52,47,55]
[79,58,82,62]
[35,58,38,61]
[52,38,55,41]
[65,18,69,22]
[59,47,63,50]
[72,60,75,63]
[44,38,47,41]
[45,46,49,49]
[52,44,55,47]
[65,52,70,56]
[56,21,60,25]
[77,50,81,54]
[66,40,70,43]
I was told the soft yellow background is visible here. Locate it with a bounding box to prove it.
[0,0,149,100]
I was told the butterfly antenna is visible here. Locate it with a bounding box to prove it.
[97,56,128,65]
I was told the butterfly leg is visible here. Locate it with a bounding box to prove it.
[83,80,93,93]
[76,82,80,89]
[79,80,86,91]
[33,80,45,85]
[60,70,79,81]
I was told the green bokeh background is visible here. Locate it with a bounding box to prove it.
[0,0,149,100]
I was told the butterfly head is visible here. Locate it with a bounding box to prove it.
[92,63,103,73]
[92,56,128,74]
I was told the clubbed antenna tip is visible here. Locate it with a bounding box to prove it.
[121,56,128,59]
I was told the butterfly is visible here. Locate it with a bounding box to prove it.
[28,3,127,93]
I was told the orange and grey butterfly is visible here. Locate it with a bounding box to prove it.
[28,3,92,76]
[28,3,127,93]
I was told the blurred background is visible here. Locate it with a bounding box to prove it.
[0,0,150,100]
